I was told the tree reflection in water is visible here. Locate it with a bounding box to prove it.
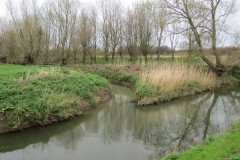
[0,85,239,160]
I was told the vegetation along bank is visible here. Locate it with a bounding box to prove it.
[161,121,240,160]
[0,65,112,134]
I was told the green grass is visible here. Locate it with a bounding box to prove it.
[94,67,139,86]
[0,64,38,81]
[161,121,240,160]
[70,65,139,88]
[72,55,203,65]
[0,66,110,127]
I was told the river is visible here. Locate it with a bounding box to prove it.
[0,85,239,160]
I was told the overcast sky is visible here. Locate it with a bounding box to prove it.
[0,0,143,16]
[0,0,239,46]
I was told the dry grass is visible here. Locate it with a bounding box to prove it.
[140,62,216,92]
[16,67,76,83]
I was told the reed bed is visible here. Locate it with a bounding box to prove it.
[136,63,216,105]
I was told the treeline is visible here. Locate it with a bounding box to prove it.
[0,0,238,66]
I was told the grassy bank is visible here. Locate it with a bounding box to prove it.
[135,63,216,105]
[69,62,239,106]
[70,64,139,88]
[0,66,112,133]
[161,121,240,160]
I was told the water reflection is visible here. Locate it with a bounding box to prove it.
[0,85,239,160]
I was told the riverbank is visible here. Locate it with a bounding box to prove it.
[0,63,239,133]
[135,63,217,105]
[161,120,240,160]
[70,63,240,106]
[70,64,139,88]
[0,65,112,134]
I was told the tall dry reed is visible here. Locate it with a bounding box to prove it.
[140,63,216,92]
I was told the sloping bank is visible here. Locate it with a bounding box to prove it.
[72,65,139,88]
[73,63,239,106]
[135,63,218,105]
[83,63,217,106]
[0,68,112,134]
[161,121,240,160]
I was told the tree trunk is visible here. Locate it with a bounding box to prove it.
[171,51,175,61]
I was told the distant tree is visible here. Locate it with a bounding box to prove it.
[7,0,43,64]
[89,6,98,64]
[164,0,236,76]
[99,0,111,62]
[153,0,168,60]
[108,0,123,63]
[124,9,138,61]
[168,22,179,60]
[52,0,78,66]
[79,9,92,64]
[136,2,153,63]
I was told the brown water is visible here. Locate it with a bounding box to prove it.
[0,85,240,160]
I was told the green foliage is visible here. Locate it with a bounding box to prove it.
[111,68,138,84]
[164,154,181,160]
[135,82,159,98]
[91,67,139,86]
[0,66,110,126]
[179,81,201,91]
[230,65,240,80]
[231,155,240,160]
[135,80,203,105]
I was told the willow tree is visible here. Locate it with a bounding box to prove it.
[136,2,153,63]
[79,10,92,64]
[153,0,168,60]
[89,7,98,64]
[108,0,123,63]
[164,0,236,76]
[52,0,78,66]
[124,9,138,61]
[7,0,43,64]
[99,0,111,62]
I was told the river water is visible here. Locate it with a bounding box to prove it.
[0,85,240,160]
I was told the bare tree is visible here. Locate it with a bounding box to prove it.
[89,6,98,64]
[6,0,43,64]
[79,9,92,64]
[124,9,138,61]
[107,0,123,63]
[0,18,5,56]
[99,0,111,62]
[164,0,236,76]
[53,0,78,66]
[136,2,153,63]
[153,0,168,60]
[40,1,55,64]
[19,0,43,64]
[168,22,179,61]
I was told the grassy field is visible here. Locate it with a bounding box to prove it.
[0,64,39,81]
[71,55,203,65]
[0,64,111,133]
[161,121,240,160]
